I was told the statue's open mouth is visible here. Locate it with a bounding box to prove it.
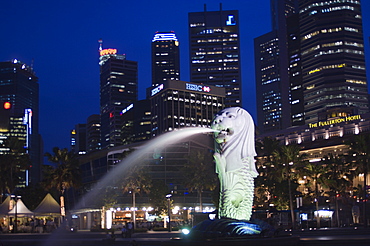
[216,127,234,137]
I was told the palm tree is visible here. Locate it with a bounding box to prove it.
[300,162,329,228]
[255,137,282,209]
[182,149,217,211]
[149,180,170,215]
[121,164,152,228]
[273,144,307,229]
[322,153,352,227]
[346,133,370,226]
[44,147,81,218]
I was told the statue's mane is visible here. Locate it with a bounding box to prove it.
[216,107,256,159]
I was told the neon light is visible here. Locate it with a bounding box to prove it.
[100,48,117,56]
[152,33,178,42]
[226,15,236,26]
[121,104,134,115]
[23,109,32,153]
[151,84,164,96]
[308,115,361,128]
[3,102,11,110]
[186,83,212,93]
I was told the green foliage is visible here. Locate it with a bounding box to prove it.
[43,147,81,193]
[181,149,218,208]
[148,180,169,215]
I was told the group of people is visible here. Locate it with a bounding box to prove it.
[2,218,57,233]
[120,221,134,238]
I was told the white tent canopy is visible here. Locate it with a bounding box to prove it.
[8,199,33,217]
[0,196,12,215]
[33,193,60,216]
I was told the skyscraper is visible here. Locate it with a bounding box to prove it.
[70,123,87,155]
[149,80,225,137]
[255,0,368,133]
[189,5,242,107]
[151,31,180,87]
[254,0,298,134]
[0,59,42,185]
[299,0,369,124]
[86,114,101,153]
[99,45,138,149]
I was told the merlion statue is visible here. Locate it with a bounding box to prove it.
[211,107,258,221]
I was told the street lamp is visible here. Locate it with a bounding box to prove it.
[10,195,21,233]
[166,194,172,232]
[130,190,136,230]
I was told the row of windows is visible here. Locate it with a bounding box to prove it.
[305,86,367,98]
[302,41,364,56]
[308,63,345,74]
[299,0,360,14]
[303,26,359,40]
[196,39,238,43]
[306,94,368,105]
[194,66,239,72]
[309,5,355,15]
[192,58,239,64]
[314,48,364,57]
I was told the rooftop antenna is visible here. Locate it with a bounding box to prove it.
[98,39,103,51]
[30,58,34,71]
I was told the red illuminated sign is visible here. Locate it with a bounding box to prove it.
[100,49,117,56]
[3,102,11,110]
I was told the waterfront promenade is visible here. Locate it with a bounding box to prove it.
[1,227,370,246]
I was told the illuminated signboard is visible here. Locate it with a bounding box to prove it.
[121,104,134,115]
[152,33,178,42]
[151,84,164,96]
[186,83,211,93]
[226,15,236,26]
[3,102,11,110]
[100,48,117,56]
[308,115,361,128]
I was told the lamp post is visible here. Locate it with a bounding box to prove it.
[166,194,172,232]
[10,195,21,233]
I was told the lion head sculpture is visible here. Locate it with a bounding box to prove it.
[211,107,257,173]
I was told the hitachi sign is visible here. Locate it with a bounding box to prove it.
[100,48,117,56]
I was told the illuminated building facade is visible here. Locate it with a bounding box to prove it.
[255,0,368,133]
[254,0,299,134]
[149,80,225,137]
[120,99,151,145]
[0,60,41,185]
[86,114,101,153]
[99,47,138,149]
[71,123,87,155]
[188,5,242,107]
[151,31,180,86]
[299,0,369,124]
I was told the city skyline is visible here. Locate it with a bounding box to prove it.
[1,0,370,154]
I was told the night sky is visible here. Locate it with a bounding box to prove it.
[1,0,370,154]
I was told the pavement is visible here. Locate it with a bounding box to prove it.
[0,227,370,246]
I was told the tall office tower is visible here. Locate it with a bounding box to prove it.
[255,0,298,133]
[70,123,87,155]
[149,80,225,137]
[0,59,42,185]
[99,45,138,149]
[121,100,151,144]
[299,0,369,124]
[188,5,242,107]
[86,114,101,153]
[151,31,180,87]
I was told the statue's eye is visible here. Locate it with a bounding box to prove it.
[228,114,235,118]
